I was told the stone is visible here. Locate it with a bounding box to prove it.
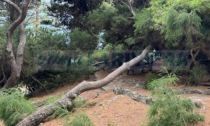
[100,87,107,92]
[194,100,203,109]
[183,88,192,94]
[203,90,210,95]
[146,97,153,105]
[190,98,204,109]
[113,86,153,105]
[182,89,204,94]
[113,86,123,95]
[190,89,203,94]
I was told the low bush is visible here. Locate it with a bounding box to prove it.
[188,64,207,85]
[148,87,204,126]
[144,72,161,89]
[148,73,204,126]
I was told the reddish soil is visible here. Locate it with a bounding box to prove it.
[1,68,210,126]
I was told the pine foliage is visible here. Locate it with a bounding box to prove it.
[148,72,204,126]
[148,0,210,48]
[148,67,179,90]
[134,8,153,34]
[165,9,202,47]
[148,88,204,126]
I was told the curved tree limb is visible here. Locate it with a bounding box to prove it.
[16,46,151,126]
[2,0,30,34]
[187,46,200,70]
[3,0,31,88]
[30,75,49,94]
[190,46,200,65]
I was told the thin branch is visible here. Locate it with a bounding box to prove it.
[0,57,6,84]
[190,46,200,65]
[0,66,6,84]
[0,78,5,84]
[30,75,48,94]
[120,0,136,17]
[25,11,36,24]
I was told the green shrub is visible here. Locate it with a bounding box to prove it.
[0,89,36,126]
[188,64,207,85]
[66,114,94,126]
[148,74,178,90]
[148,74,204,126]
[29,65,95,90]
[148,88,204,126]
[144,72,160,89]
[164,55,188,74]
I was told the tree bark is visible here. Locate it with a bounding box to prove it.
[17,46,151,126]
[2,0,31,88]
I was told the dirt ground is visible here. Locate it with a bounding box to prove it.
[38,71,210,126]
[1,69,210,126]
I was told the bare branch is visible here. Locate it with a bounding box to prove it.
[190,46,200,65]
[120,0,136,17]
[0,65,6,84]
[30,75,49,94]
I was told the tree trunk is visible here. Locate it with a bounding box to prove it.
[2,0,31,88]
[17,46,151,126]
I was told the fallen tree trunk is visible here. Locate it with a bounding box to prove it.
[16,46,151,126]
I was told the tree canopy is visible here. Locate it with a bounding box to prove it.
[0,0,210,88]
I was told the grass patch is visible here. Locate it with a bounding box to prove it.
[47,107,70,120]
[66,114,94,126]
[44,95,62,105]
[70,97,96,112]
[0,88,36,126]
